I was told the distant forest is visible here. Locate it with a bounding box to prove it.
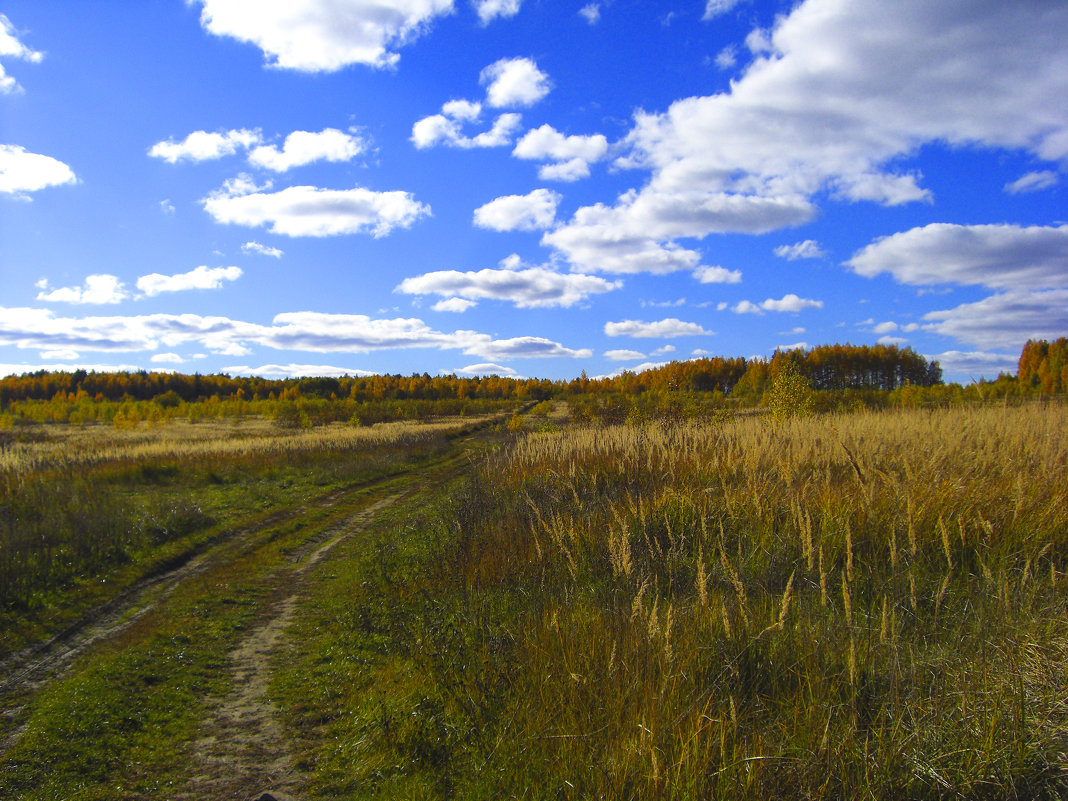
[1,340,1065,409]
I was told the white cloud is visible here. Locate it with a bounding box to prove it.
[923,289,1068,351]
[398,258,620,308]
[513,125,609,182]
[193,0,455,71]
[877,335,908,346]
[732,294,823,314]
[703,0,745,21]
[930,350,1019,381]
[579,4,600,24]
[473,188,560,232]
[442,99,482,120]
[160,199,176,215]
[0,14,43,95]
[714,45,737,70]
[466,336,591,359]
[474,0,520,25]
[693,265,742,284]
[1004,170,1059,195]
[36,275,128,305]
[411,109,522,149]
[0,145,77,196]
[151,352,185,364]
[774,239,825,260]
[479,57,550,108]
[225,363,377,378]
[871,321,898,335]
[202,183,431,237]
[777,341,809,351]
[40,349,79,360]
[848,223,1068,290]
[605,349,646,361]
[551,0,1068,274]
[242,241,284,258]
[432,297,478,312]
[544,188,813,274]
[247,128,365,171]
[604,318,713,338]
[148,129,261,163]
[136,266,243,297]
[455,362,516,375]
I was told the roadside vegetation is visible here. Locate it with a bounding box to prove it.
[278,400,1068,799]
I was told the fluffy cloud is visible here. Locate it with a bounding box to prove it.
[550,0,1068,274]
[479,57,550,108]
[202,182,430,237]
[397,258,621,308]
[604,318,713,338]
[474,0,521,25]
[731,294,823,314]
[544,189,813,274]
[1004,171,1059,195]
[473,188,560,231]
[148,129,262,163]
[774,239,825,260]
[136,266,243,297]
[0,145,77,196]
[0,13,42,94]
[193,0,454,71]
[432,297,478,312]
[411,106,522,149]
[923,289,1068,351]
[693,265,742,284]
[242,241,283,258]
[929,350,1020,381]
[247,128,365,171]
[579,4,600,24]
[703,0,745,21]
[848,223,1068,290]
[513,125,609,182]
[36,275,127,305]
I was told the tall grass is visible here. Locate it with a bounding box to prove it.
[339,403,1068,799]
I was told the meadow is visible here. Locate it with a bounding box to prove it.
[277,401,1068,799]
[0,411,501,656]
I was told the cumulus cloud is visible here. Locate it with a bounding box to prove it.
[411,107,522,149]
[202,182,430,237]
[467,336,591,359]
[1004,170,1059,195]
[149,129,262,163]
[604,318,713,338]
[36,275,128,305]
[473,188,560,231]
[930,350,1020,381]
[397,257,620,308]
[693,265,742,284]
[242,241,283,258]
[136,266,243,297]
[151,353,185,364]
[479,57,550,108]
[549,0,1068,274]
[513,125,609,182]
[247,128,365,171]
[731,294,822,314]
[193,0,454,71]
[0,145,77,196]
[0,14,43,95]
[774,239,825,260]
[848,223,1068,290]
[579,4,600,24]
[474,0,521,25]
[923,289,1068,351]
[432,297,478,312]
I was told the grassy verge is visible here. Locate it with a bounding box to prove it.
[274,403,1068,800]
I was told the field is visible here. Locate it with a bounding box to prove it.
[1,401,1067,799]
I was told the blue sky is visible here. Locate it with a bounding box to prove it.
[1,0,1066,383]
